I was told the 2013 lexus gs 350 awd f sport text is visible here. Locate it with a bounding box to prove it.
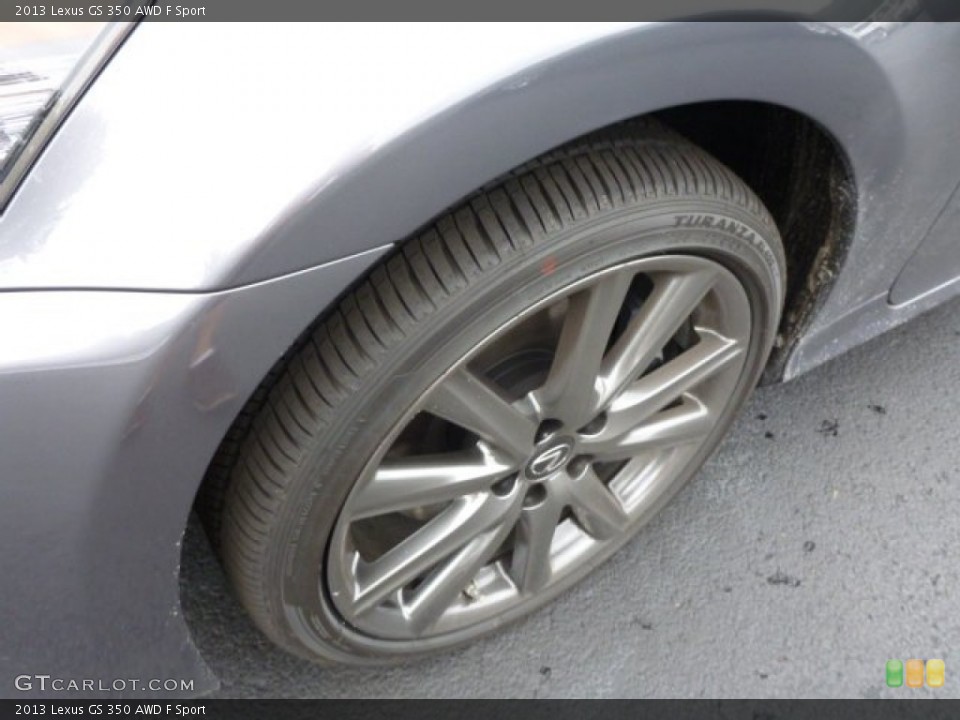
[1,15,959,697]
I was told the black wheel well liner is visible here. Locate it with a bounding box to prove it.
[654,101,856,383]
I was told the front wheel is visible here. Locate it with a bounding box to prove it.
[219,121,785,664]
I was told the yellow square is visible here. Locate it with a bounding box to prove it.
[927,659,945,688]
[906,659,925,688]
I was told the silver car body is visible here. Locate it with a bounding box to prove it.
[2,18,959,696]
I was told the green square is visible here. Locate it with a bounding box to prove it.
[886,659,904,687]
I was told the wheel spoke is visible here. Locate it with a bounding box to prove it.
[511,497,564,594]
[426,367,537,461]
[594,269,717,414]
[600,330,741,440]
[582,394,713,461]
[535,272,634,427]
[405,505,522,634]
[352,489,518,615]
[351,445,515,519]
[568,467,630,541]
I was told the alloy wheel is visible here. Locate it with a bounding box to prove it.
[325,253,751,643]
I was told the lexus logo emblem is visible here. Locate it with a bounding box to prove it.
[526,438,575,479]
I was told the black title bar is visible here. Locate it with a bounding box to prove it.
[3,0,959,22]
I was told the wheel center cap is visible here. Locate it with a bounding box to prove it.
[525,437,575,479]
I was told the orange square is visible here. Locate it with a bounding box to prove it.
[906,659,925,688]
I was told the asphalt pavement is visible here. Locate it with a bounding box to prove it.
[180,294,960,698]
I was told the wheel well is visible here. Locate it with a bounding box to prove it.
[654,101,857,383]
[191,100,857,547]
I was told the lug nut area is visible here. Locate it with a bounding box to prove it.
[535,418,564,443]
[491,473,519,497]
[523,483,547,507]
[566,454,594,476]
[577,413,607,436]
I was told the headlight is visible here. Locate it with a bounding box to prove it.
[0,22,134,209]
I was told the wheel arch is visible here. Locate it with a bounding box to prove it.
[231,22,890,291]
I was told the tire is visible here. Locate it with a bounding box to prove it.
[219,118,785,665]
